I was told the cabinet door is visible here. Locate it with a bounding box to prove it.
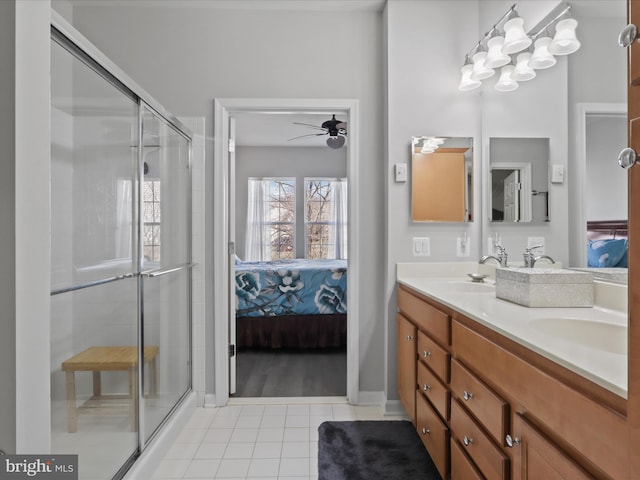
[397,313,417,423]
[510,414,595,480]
[416,392,449,480]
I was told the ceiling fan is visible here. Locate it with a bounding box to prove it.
[288,114,348,149]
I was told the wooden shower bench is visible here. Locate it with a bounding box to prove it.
[61,345,159,433]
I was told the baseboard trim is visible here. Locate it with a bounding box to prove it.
[356,391,385,407]
[123,392,196,480]
[384,399,407,417]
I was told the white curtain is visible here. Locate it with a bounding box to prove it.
[327,178,348,259]
[115,179,133,259]
[245,178,271,261]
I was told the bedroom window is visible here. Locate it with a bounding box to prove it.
[143,179,161,262]
[305,178,348,259]
[246,178,296,261]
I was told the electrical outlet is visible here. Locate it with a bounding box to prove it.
[413,237,430,256]
[457,237,470,257]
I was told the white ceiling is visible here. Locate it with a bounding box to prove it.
[233,111,348,147]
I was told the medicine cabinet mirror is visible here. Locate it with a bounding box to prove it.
[411,136,473,222]
[489,137,549,223]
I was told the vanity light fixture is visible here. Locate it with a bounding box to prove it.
[529,34,557,69]
[485,34,511,68]
[458,2,579,93]
[502,13,532,54]
[512,51,536,81]
[549,18,580,55]
[459,55,482,91]
[495,64,519,91]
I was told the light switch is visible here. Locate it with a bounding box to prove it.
[394,163,408,183]
[551,164,564,183]
[413,237,430,256]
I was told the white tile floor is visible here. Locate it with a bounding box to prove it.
[151,398,406,480]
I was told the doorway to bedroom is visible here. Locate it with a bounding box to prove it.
[213,99,359,403]
[233,112,348,397]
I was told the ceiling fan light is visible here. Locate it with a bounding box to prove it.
[549,18,580,55]
[529,36,556,69]
[485,35,511,68]
[326,135,346,149]
[503,17,532,54]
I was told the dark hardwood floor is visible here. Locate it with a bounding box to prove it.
[233,347,347,397]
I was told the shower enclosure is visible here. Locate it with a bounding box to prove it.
[50,21,192,480]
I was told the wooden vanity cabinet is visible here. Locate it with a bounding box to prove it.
[397,312,417,424]
[509,413,595,480]
[397,285,452,478]
[397,283,627,480]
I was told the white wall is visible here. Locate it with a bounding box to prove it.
[235,146,347,259]
[385,0,481,408]
[69,3,387,394]
[586,115,627,221]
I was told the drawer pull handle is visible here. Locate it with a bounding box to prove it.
[463,435,474,446]
[406,335,413,341]
[505,434,521,448]
[423,350,431,357]
[463,390,474,401]
[423,384,432,391]
[422,427,430,435]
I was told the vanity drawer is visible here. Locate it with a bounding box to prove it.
[416,392,449,480]
[418,330,450,382]
[451,357,508,444]
[451,437,484,480]
[398,286,450,346]
[417,360,449,420]
[451,399,509,480]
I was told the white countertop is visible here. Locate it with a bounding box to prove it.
[397,262,628,399]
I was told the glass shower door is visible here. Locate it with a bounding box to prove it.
[139,106,192,443]
[50,38,139,479]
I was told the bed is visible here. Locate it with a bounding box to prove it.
[586,220,628,268]
[234,258,347,349]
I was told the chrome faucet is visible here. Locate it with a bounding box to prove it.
[523,245,555,267]
[480,245,508,267]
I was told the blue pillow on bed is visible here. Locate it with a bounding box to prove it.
[587,238,628,267]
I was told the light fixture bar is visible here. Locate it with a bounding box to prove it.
[463,4,517,59]
[528,2,572,41]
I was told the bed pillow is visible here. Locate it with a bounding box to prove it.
[587,238,628,267]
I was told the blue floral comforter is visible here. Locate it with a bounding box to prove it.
[235,259,347,317]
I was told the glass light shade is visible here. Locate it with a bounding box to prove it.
[470,51,495,81]
[326,135,345,149]
[485,35,511,68]
[529,36,557,69]
[503,17,532,54]
[512,52,536,81]
[495,65,518,92]
[549,18,580,55]
[421,145,435,154]
[458,64,481,91]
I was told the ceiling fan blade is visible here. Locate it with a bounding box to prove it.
[293,122,328,132]
[288,132,328,141]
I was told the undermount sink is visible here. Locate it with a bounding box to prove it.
[439,280,495,294]
[530,317,626,355]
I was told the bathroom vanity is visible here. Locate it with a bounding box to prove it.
[397,263,627,480]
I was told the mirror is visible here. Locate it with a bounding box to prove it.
[411,136,473,222]
[489,137,549,223]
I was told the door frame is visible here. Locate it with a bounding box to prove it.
[490,162,532,222]
[213,98,360,406]
[574,102,626,267]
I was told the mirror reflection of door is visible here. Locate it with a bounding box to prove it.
[504,170,520,222]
